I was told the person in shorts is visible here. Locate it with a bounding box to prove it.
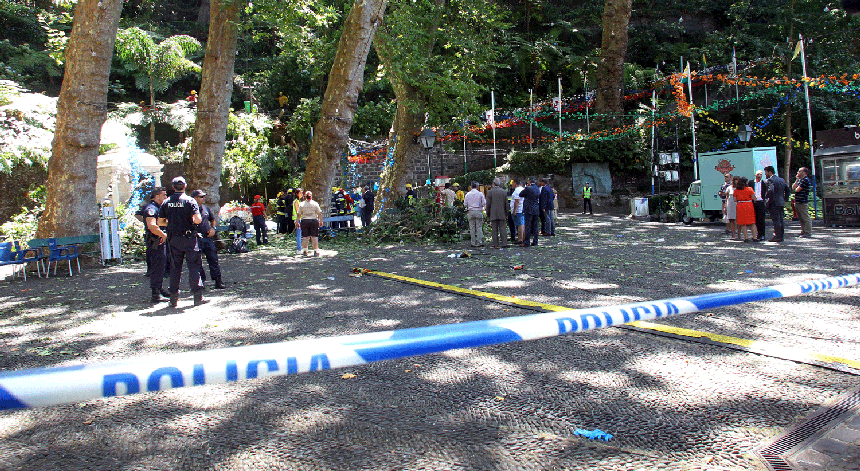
[296,190,323,256]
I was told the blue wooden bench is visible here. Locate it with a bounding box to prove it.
[322,215,357,237]
[27,234,99,275]
[28,234,101,259]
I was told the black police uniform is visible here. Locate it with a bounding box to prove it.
[159,193,205,296]
[275,195,288,234]
[285,192,295,234]
[143,201,169,294]
[197,203,223,284]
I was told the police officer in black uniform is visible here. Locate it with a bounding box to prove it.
[284,188,295,234]
[191,189,226,290]
[275,190,288,234]
[142,187,171,302]
[158,177,209,307]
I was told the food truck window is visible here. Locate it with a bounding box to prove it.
[690,182,700,195]
[847,163,860,181]
[822,159,839,183]
[821,156,860,185]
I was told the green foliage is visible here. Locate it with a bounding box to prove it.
[0,39,62,91]
[99,143,118,155]
[0,185,44,242]
[0,79,18,106]
[284,97,320,144]
[118,202,147,260]
[648,193,683,220]
[352,100,395,138]
[38,11,72,66]
[244,0,345,110]
[377,0,511,125]
[452,170,497,188]
[508,139,646,176]
[0,1,45,46]
[147,141,185,163]
[507,147,569,177]
[224,112,273,188]
[365,197,466,244]
[0,87,55,172]
[223,112,304,191]
[114,27,201,102]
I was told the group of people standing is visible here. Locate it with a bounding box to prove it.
[272,188,322,256]
[271,185,376,255]
[137,176,224,308]
[720,166,812,243]
[461,177,557,249]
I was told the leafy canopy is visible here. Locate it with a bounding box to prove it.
[114,27,201,98]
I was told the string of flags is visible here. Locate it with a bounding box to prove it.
[344,69,860,164]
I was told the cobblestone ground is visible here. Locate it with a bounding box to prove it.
[1,213,858,471]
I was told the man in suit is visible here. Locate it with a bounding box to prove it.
[750,170,767,241]
[485,178,509,248]
[539,178,555,236]
[764,166,790,243]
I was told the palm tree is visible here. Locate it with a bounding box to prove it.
[114,27,201,145]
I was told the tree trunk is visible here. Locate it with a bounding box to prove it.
[149,78,156,147]
[378,89,425,196]
[300,0,389,215]
[594,0,633,130]
[374,34,426,199]
[374,0,443,201]
[37,0,124,238]
[187,0,244,210]
[198,0,211,26]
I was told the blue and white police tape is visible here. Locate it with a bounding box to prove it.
[1,273,858,411]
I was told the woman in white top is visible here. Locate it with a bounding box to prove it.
[296,191,323,256]
[726,176,739,240]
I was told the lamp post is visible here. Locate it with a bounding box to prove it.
[419,128,437,185]
[736,125,753,148]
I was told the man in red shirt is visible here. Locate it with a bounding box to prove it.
[250,195,269,245]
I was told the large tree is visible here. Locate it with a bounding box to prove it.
[375,0,507,198]
[186,0,246,207]
[299,0,389,210]
[593,0,632,129]
[37,0,125,238]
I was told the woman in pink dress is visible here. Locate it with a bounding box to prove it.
[734,177,757,242]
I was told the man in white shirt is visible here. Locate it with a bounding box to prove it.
[510,179,525,244]
[464,181,487,247]
[751,170,766,241]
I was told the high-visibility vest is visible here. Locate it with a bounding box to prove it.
[583,187,592,199]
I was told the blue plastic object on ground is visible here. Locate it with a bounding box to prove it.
[574,428,613,441]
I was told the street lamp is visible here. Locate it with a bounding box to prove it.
[736,125,753,148]
[419,128,436,184]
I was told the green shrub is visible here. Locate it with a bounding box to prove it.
[0,185,44,242]
[507,138,645,177]
[118,202,147,261]
[365,196,466,244]
[452,170,496,187]
[352,100,395,138]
